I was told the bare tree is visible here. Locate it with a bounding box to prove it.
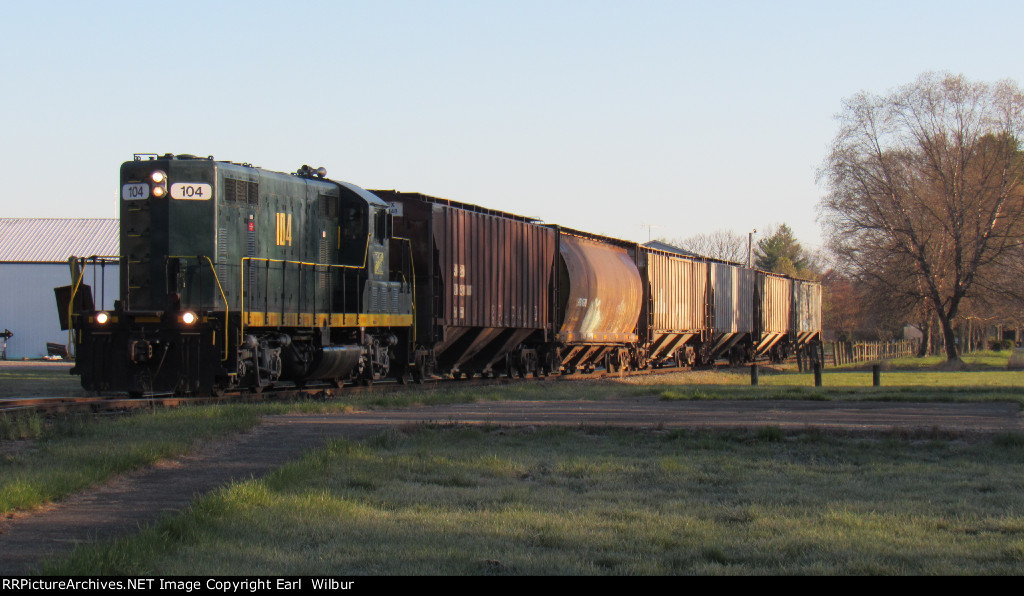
[666,229,748,263]
[819,72,1024,362]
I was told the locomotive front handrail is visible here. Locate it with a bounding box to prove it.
[66,255,120,357]
[166,255,231,361]
[67,257,86,332]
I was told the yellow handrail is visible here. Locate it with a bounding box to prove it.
[167,255,231,361]
[66,255,119,357]
[67,257,86,353]
[240,233,372,339]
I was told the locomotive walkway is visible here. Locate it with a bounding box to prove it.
[1,397,1022,575]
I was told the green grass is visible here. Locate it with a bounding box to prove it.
[0,363,84,398]
[3,353,1023,553]
[0,406,263,514]
[0,380,624,517]
[43,426,1024,575]
[0,412,45,441]
[869,350,1016,370]
[628,352,1024,405]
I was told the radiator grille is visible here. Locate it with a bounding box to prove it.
[224,178,259,204]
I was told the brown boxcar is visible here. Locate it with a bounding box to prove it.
[638,246,708,366]
[376,191,556,377]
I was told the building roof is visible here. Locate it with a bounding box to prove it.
[0,219,119,263]
[642,240,701,258]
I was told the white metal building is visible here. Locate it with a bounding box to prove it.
[0,219,119,359]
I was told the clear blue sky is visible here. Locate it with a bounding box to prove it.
[2,0,1022,252]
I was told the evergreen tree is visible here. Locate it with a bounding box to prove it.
[753,224,807,274]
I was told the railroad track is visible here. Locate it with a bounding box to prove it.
[0,361,731,416]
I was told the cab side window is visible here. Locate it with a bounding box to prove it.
[339,203,367,266]
[374,208,390,244]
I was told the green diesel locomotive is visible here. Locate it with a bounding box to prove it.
[66,154,413,395]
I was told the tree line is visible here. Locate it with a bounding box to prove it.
[660,223,819,280]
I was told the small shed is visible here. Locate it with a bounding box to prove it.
[0,219,119,359]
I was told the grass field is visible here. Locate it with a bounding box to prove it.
[619,351,1024,405]
[3,353,1024,574]
[43,425,1024,575]
[0,405,264,514]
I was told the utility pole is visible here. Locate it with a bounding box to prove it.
[747,229,757,268]
[640,223,662,242]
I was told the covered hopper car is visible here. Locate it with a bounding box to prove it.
[61,154,821,395]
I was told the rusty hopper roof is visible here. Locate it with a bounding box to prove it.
[0,218,119,263]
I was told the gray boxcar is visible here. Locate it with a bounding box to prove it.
[709,261,755,362]
[791,279,822,346]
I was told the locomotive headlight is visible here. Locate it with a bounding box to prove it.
[181,311,197,325]
[150,170,168,198]
[95,311,110,325]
